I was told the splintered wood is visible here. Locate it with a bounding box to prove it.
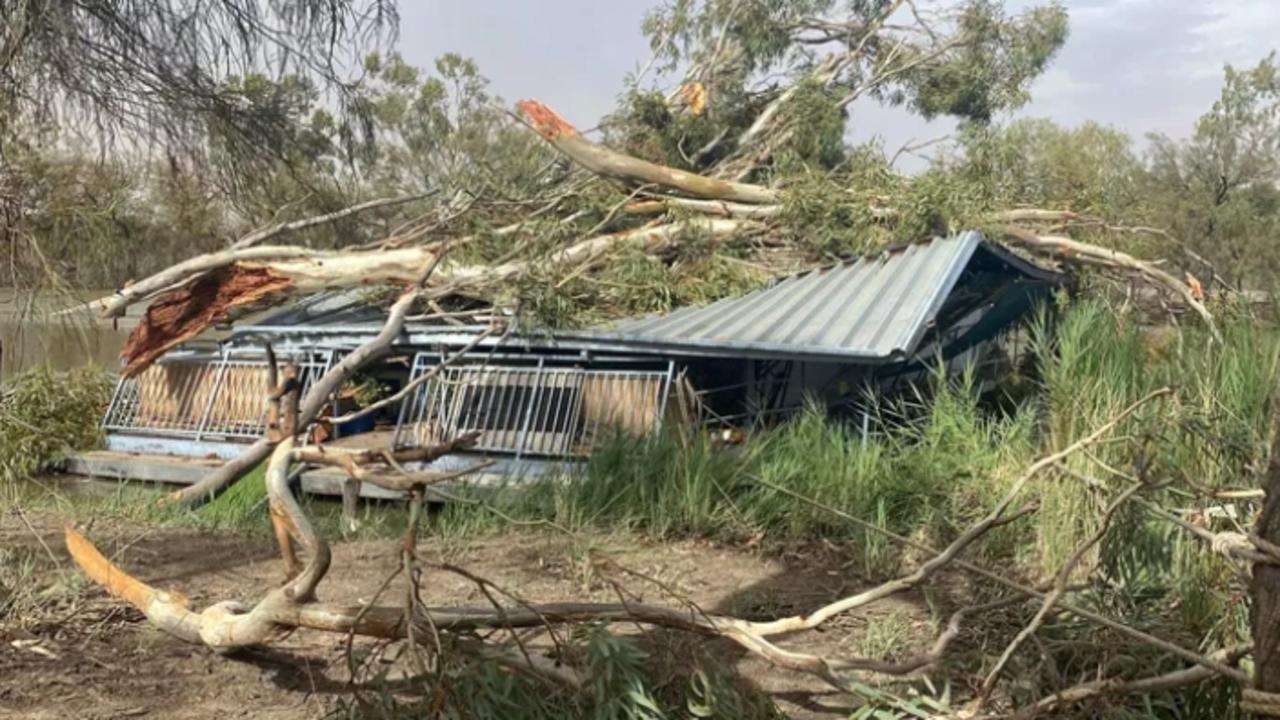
[120,266,292,377]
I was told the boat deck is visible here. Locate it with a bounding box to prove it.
[65,429,566,502]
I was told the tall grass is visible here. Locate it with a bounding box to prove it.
[1030,301,1279,575]
[1033,300,1280,648]
[434,300,1280,644]
[442,373,1035,576]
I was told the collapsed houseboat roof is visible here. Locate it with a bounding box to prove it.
[225,231,1067,365]
[568,231,1064,362]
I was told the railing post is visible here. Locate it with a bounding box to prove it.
[654,360,676,435]
[324,351,340,441]
[514,358,546,461]
[100,372,129,431]
[194,356,229,441]
[563,368,588,456]
[392,353,428,449]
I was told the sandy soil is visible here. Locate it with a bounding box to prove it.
[0,501,933,719]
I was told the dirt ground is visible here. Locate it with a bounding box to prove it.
[0,492,935,719]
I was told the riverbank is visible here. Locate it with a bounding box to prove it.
[1,483,907,720]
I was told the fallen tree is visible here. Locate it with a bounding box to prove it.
[91,99,1218,380]
[52,1,1266,712]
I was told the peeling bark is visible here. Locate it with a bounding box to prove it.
[517,99,779,205]
[120,265,293,377]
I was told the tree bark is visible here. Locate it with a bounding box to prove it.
[1001,226,1221,341]
[518,100,779,204]
[1253,417,1280,692]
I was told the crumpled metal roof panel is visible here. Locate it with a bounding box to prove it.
[578,231,991,361]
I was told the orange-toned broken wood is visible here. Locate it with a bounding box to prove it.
[120,265,293,377]
[680,82,708,115]
[517,98,580,140]
[65,525,183,610]
[65,525,203,642]
[270,503,301,581]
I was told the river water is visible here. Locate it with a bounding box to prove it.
[0,289,140,378]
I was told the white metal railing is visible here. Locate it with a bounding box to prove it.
[394,353,675,458]
[102,351,336,441]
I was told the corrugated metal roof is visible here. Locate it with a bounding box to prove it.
[574,231,1050,362]
[246,290,387,328]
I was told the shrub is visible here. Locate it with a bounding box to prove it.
[0,364,111,487]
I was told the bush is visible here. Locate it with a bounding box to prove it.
[0,364,111,487]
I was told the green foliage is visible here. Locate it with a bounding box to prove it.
[609,89,757,170]
[779,171,880,258]
[346,374,392,407]
[618,0,1067,176]
[683,669,782,720]
[1,137,233,288]
[354,52,552,199]
[1143,53,1280,285]
[510,234,768,330]
[958,118,1144,215]
[336,625,779,720]
[780,149,993,260]
[901,1,1068,122]
[769,79,847,172]
[889,167,993,241]
[0,364,110,487]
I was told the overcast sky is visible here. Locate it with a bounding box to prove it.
[395,0,1279,160]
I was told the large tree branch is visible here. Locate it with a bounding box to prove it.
[517,99,778,204]
[117,216,753,377]
[1001,226,1221,341]
[88,245,323,319]
[63,524,995,691]
[79,192,433,319]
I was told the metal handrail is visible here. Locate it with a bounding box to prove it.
[101,350,336,442]
[394,353,675,458]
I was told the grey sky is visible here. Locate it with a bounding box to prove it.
[397,0,1279,159]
